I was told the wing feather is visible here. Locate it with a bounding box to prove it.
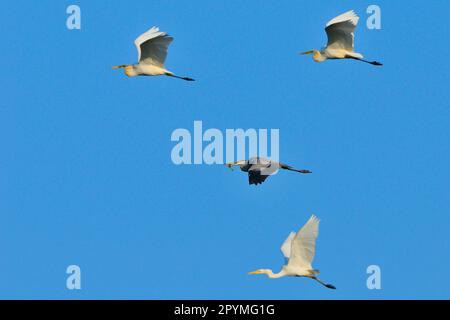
[134,26,173,67]
[287,215,320,269]
[325,10,359,51]
[280,231,296,259]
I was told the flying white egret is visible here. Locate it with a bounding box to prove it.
[225,157,312,185]
[301,10,382,66]
[113,26,195,81]
[249,215,336,289]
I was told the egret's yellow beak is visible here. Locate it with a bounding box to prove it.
[301,50,314,55]
[248,270,262,275]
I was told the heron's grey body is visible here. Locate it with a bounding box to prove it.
[227,157,312,185]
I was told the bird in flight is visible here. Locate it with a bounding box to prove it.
[301,10,382,66]
[249,215,336,289]
[225,157,311,185]
[113,26,195,81]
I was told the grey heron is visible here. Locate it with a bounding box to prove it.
[225,157,312,185]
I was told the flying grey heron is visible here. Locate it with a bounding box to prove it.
[225,157,312,185]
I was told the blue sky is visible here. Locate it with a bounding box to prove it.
[1,0,449,299]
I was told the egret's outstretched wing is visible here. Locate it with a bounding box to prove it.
[287,215,320,268]
[134,26,173,67]
[281,231,296,262]
[325,10,359,51]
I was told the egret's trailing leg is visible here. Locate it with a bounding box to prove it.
[165,72,195,81]
[349,57,383,66]
[311,276,336,290]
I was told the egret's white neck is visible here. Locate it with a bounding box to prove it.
[125,65,139,77]
[265,269,287,279]
[313,50,327,62]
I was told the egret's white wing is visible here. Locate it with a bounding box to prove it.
[134,26,173,67]
[287,215,320,269]
[280,231,296,259]
[325,10,359,51]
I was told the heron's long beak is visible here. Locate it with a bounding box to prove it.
[225,163,234,171]
[301,50,314,55]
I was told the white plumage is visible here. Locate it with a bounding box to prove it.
[249,215,336,289]
[286,215,320,271]
[280,231,296,260]
[135,27,173,67]
[325,10,359,54]
[301,10,382,66]
[113,26,195,81]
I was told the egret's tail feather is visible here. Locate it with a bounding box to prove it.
[346,52,364,59]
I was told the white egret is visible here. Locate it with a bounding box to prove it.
[225,157,312,185]
[113,26,195,81]
[301,10,382,66]
[249,215,336,289]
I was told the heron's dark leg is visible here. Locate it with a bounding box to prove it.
[288,169,312,174]
[280,164,312,174]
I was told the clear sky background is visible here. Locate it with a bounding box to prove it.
[1,0,449,299]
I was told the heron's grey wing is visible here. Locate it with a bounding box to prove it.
[281,231,296,264]
[325,10,359,51]
[134,26,174,67]
[248,169,269,185]
[287,215,320,269]
[248,156,270,164]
